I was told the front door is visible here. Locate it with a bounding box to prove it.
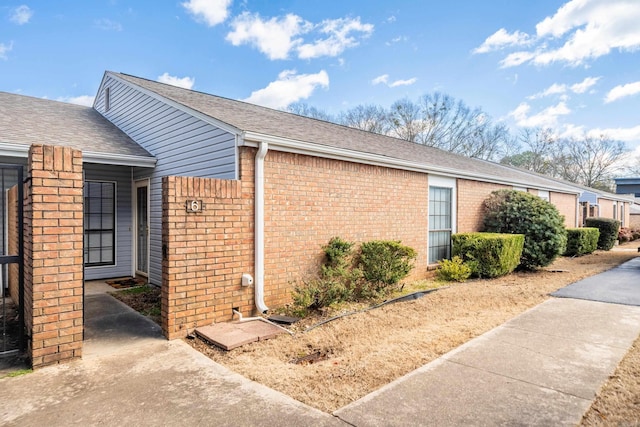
[134,180,149,277]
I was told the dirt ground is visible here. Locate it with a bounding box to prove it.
[183,242,640,415]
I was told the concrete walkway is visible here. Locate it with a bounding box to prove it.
[2,261,640,426]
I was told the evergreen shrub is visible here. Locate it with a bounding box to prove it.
[482,190,567,270]
[452,232,524,278]
[585,217,621,250]
[564,228,599,256]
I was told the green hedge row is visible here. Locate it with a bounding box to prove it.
[452,232,524,278]
[564,227,599,256]
[585,217,621,251]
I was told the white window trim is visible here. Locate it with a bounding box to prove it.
[428,175,457,265]
[84,179,118,269]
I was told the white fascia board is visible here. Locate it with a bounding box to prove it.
[0,143,156,168]
[105,72,243,137]
[0,142,29,158]
[83,151,157,167]
[241,132,581,195]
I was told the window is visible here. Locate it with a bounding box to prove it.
[538,190,550,202]
[613,202,617,220]
[84,181,115,267]
[429,186,452,264]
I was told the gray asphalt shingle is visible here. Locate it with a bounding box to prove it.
[0,91,153,158]
[113,72,579,193]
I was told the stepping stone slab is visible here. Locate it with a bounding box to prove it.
[196,320,286,350]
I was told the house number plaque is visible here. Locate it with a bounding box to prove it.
[186,199,203,213]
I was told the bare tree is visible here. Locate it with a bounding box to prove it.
[387,98,424,142]
[286,102,334,122]
[338,104,390,134]
[560,134,627,188]
[501,128,559,175]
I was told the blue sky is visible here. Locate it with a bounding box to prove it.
[2,0,640,155]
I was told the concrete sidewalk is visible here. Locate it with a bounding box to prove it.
[0,289,342,427]
[335,297,640,426]
[2,264,640,426]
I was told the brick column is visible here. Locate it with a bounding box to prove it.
[25,145,84,368]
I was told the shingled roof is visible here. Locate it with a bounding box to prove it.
[111,72,578,194]
[0,91,154,163]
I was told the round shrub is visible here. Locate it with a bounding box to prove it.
[482,189,567,270]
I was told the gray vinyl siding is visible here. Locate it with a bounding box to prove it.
[95,76,238,286]
[83,164,133,280]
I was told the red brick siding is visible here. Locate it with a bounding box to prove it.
[597,198,615,220]
[25,145,84,369]
[161,174,254,339]
[550,192,577,227]
[262,150,429,307]
[456,179,509,232]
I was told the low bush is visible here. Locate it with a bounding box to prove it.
[631,227,640,241]
[564,228,599,256]
[618,227,633,244]
[357,240,417,297]
[436,256,471,282]
[585,217,621,250]
[291,238,417,314]
[452,232,524,278]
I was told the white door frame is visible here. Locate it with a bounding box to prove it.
[133,179,150,277]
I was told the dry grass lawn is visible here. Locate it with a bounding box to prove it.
[187,241,640,414]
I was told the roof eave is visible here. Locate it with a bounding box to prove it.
[241,131,581,195]
[0,142,156,168]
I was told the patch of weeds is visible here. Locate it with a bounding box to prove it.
[4,368,32,378]
[110,285,161,325]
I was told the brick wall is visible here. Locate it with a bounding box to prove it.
[25,145,84,368]
[597,198,615,220]
[550,192,577,227]
[7,185,18,304]
[262,150,429,307]
[162,175,254,339]
[456,179,509,233]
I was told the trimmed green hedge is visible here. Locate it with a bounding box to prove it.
[452,232,524,278]
[585,217,621,251]
[564,228,599,256]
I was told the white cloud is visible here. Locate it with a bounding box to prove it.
[0,42,13,60]
[604,81,640,103]
[508,101,571,128]
[226,13,373,60]
[157,73,195,89]
[297,17,373,59]
[371,74,416,87]
[389,78,417,87]
[499,51,535,68]
[587,124,640,142]
[243,69,329,109]
[57,95,95,107]
[488,0,640,67]
[95,18,122,31]
[528,83,567,99]
[473,28,532,54]
[226,12,310,60]
[570,76,600,93]
[11,5,33,25]
[182,0,231,27]
[371,74,389,85]
[528,76,600,99]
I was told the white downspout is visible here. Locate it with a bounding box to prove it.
[255,142,269,314]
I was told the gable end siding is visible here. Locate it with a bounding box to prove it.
[95,76,238,286]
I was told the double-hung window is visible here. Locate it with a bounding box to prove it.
[429,186,453,264]
[84,181,115,267]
